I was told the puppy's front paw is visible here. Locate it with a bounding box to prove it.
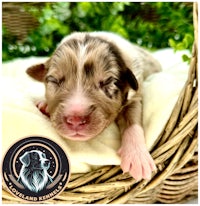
[36,101,50,117]
[118,124,156,181]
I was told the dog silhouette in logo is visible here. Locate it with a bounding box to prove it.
[18,150,53,193]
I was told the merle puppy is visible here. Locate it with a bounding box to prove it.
[26,32,161,181]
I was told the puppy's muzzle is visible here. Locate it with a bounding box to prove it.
[64,115,90,130]
[63,105,95,132]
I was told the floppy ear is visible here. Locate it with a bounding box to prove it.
[125,68,139,91]
[19,152,30,167]
[26,63,47,82]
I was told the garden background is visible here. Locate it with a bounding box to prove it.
[2,2,193,62]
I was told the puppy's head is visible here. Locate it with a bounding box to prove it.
[27,33,138,141]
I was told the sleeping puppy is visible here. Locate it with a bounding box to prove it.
[26,32,161,181]
[18,150,53,192]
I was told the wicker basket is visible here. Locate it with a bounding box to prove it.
[2,2,198,204]
[2,2,44,42]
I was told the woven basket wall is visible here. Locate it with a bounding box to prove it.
[2,2,44,42]
[2,2,198,204]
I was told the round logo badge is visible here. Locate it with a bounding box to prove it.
[2,136,70,202]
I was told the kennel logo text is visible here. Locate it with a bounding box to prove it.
[2,136,70,202]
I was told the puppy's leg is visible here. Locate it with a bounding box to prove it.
[36,101,50,117]
[117,93,156,181]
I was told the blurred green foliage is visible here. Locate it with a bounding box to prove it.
[2,2,194,61]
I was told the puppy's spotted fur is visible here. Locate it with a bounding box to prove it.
[27,32,161,180]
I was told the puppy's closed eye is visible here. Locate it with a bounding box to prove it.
[99,77,119,99]
[45,75,64,87]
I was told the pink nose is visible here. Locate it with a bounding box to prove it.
[64,115,90,130]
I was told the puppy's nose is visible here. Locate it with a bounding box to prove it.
[64,115,90,129]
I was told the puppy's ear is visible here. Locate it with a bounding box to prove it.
[26,63,47,82]
[20,152,30,167]
[125,68,138,91]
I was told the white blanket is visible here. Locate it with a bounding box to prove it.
[2,49,189,173]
